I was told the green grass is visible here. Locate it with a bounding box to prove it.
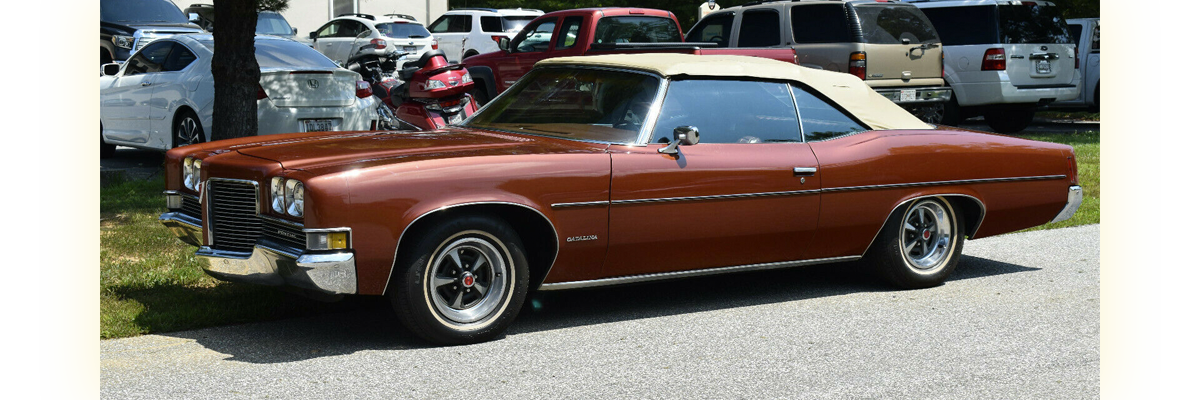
[1037,110,1100,121]
[100,178,354,339]
[1017,130,1100,231]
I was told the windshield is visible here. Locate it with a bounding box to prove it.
[466,68,661,144]
[997,4,1072,44]
[377,22,431,38]
[593,16,681,43]
[853,4,940,44]
[257,13,294,36]
[101,0,189,24]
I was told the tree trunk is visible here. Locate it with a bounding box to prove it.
[210,0,260,141]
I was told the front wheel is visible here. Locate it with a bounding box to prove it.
[984,107,1035,134]
[865,197,964,289]
[173,110,205,148]
[390,215,529,345]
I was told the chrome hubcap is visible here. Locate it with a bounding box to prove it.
[177,117,200,146]
[901,200,953,270]
[428,236,508,324]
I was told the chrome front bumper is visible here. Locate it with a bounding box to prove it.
[159,212,358,295]
[1050,185,1084,223]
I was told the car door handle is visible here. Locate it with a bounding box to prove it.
[793,167,817,176]
[141,82,153,86]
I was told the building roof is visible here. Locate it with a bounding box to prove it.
[536,53,931,131]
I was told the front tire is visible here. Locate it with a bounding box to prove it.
[172,110,205,148]
[866,197,964,289]
[984,107,1035,134]
[390,215,529,345]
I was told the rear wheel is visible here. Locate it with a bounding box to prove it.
[866,197,964,289]
[984,107,1035,133]
[172,110,205,148]
[389,215,529,345]
[940,94,961,126]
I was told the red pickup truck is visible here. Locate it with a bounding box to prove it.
[461,7,799,103]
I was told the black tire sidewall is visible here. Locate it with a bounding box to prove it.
[871,197,965,289]
[984,107,1035,133]
[390,215,529,345]
[173,111,204,148]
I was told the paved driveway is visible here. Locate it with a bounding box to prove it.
[101,224,1099,399]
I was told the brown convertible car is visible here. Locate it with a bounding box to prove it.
[160,54,1082,344]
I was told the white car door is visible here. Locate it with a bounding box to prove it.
[314,20,361,64]
[429,14,469,62]
[100,41,173,145]
[148,42,200,149]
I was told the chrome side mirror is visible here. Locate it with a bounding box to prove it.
[188,13,201,25]
[658,126,700,155]
[101,63,121,76]
[498,37,510,52]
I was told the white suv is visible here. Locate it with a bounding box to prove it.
[907,0,1080,133]
[309,14,436,65]
[428,8,544,63]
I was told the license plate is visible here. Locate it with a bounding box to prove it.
[1036,60,1052,74]
[448,110,465,125]
[302,119,333,132]
[403,46,419,52]
[900,89,917,102]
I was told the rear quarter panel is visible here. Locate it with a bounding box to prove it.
[807,129,1072,259]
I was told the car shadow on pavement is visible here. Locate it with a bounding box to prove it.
[161,254,1036,364]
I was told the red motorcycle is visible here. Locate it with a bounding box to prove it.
[391,50,479,130]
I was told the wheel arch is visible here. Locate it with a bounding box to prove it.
[860,193,985,257]
[384,202,559,295]
[466,65,497,99]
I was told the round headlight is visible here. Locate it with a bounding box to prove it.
[285,179,304,217]
[182,157,194,190]
[271,177,286,213]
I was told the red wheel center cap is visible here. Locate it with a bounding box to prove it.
[922,230,931,240]
[462,274,475,287]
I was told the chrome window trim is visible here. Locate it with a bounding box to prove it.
[788,80,807,143]
[383,201,560,294]
[538,256,861,291]
[462,65,666,147]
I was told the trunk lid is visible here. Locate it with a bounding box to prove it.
[996,3,1076,87]
[259,69,358,108]
[851,3,944,82]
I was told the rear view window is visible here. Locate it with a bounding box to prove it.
[997,4,1071,44]
[919,6,999,46]
[377,23,431,38]
[252,40,339,69]
[101,0,188,23]
[791,4,852,43]
[685,12,734,47]
[739,10,781,47]
[594,16,681,43]
[256,12,294,36]
[853,5,940,44]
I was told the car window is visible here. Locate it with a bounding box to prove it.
[481,16,504,33]
[376,22,431,38]
[315,21,340,38]
[686,12,734,47]
[1091,24,1099,52]
[791,84,867,142]
[254,39,339,69]
[556,17,583,49]
[918,6,999,45]
[345,21,368,37]
[853,4,940,44]
[430,15,471,33]
[791,4,852,43]
[162,43,196,72]
[513,19,556,53]
[997,4,1071,44]
[101,0,188,24]
[652,79,801,144]
[738,9,781,47]
[123,41,173,76]
[257,12,294,36]
[466,68,661,144]
[594,16,681,44]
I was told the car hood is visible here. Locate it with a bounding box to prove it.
[233,127,607,175]
[101,21,204,34]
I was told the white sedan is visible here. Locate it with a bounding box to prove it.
[100,34,378,157]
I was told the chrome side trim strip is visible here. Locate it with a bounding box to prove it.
[823,175,1065,193]
[550,201,611,209]
[383,201,560,294]
[611,189,821,205]
[537,256,861,291]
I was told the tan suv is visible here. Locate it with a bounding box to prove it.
[686,0,951,122]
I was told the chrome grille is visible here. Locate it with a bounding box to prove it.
[261,217,306,250]
[181,195,202,220]
[207,180,261,252]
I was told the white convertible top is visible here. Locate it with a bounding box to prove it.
[536,53,932,131]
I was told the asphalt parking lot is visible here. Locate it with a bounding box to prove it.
[100,224,1099,399]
